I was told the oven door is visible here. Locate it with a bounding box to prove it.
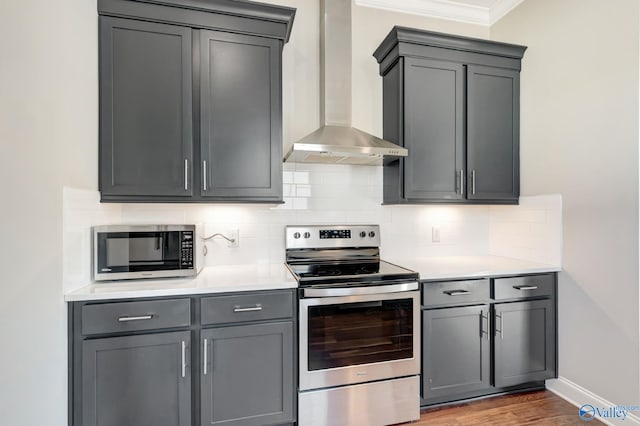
[299,286,420,391]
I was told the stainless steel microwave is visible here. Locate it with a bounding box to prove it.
[92,224,203,281]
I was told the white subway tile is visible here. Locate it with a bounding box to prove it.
[295,184,312,197]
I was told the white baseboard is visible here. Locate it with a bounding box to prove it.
[546,377,640,425]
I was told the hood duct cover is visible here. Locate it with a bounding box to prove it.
[284,0,408,166]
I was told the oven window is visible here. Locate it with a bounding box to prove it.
[307,298,413,370]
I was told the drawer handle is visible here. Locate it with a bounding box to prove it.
[443,290,470,296]
[117,315,153,322]
[233,304,263,313]
[513,285,538,291]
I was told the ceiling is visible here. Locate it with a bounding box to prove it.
[354,0,525,26]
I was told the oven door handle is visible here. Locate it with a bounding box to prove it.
[302,282,419,298]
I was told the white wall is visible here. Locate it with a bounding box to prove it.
[491,0,640,406]
[0,0,98,425]
[259,0,321,150]
[351,1,489,136]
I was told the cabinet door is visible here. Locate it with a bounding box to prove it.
[422,305,491,400]
[201,322,294,426]
[200,31,282,201]
[494,299,556,387]
[403,58,464,201]
[466,65,519,202]
[99,17,193,197]
[82,331,191,426]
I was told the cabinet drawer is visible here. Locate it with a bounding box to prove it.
[201,291,293,325]
[493,274,555,300]
[422,279,490,307]
[81,298,191,335]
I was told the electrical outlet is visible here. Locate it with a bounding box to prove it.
[432,226,440,243]
[228,229,239,248]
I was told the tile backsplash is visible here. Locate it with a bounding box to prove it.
[63,163,562,292]
[489,194,563,266]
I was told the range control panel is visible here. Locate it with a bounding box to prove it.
[285,225,380,249]
[320,229,351,239]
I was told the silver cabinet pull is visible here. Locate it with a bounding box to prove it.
[443,290,470,296]
[459,169,464,195]
[181,341,187,378]
[472,170,476,195]
[117,315,153,322]
[202,160,207,192]
[495,313,503,339]
[203,338,208,376]
[184,159,189,191]
[514,285,538,291]
[481,311,489,340]
[233,304,263,313]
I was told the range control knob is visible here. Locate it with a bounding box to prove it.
[369,231,376,238]
[359,231,367,238]
[303,232,311,239]
[293,232,301,239]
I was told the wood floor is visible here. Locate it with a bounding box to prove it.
[408,390,604,425]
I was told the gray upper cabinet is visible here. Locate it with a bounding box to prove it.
[82,331,191,426]
[404,58,464,201]
[201,322,294,426]
[99,18,193,198]
[98,0,295,203]
[374,27,526,204]
[467,66,520,200]
[200,31,282,200]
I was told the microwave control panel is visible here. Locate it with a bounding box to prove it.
[180,231,194,268]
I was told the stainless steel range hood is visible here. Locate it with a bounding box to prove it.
[284,0,408,166]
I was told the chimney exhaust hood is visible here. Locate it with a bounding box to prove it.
[283,0,408,166]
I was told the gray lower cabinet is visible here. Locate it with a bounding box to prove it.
[81,331,191,426]
[420,273,557,406]
[98,0,295,203]
[422,305,490,399]
[70,290,296,426]
[374,27,527,205]
[494,299,556,387]
[201,322,294,426]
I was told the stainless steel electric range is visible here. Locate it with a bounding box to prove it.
[285,225,421,426]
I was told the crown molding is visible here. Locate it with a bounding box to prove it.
[354,0,525,26]
[489,0,525,25]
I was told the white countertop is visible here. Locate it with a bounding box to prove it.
[64,263,297,302]
[65,257,561,301]
[387,255,561,281]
